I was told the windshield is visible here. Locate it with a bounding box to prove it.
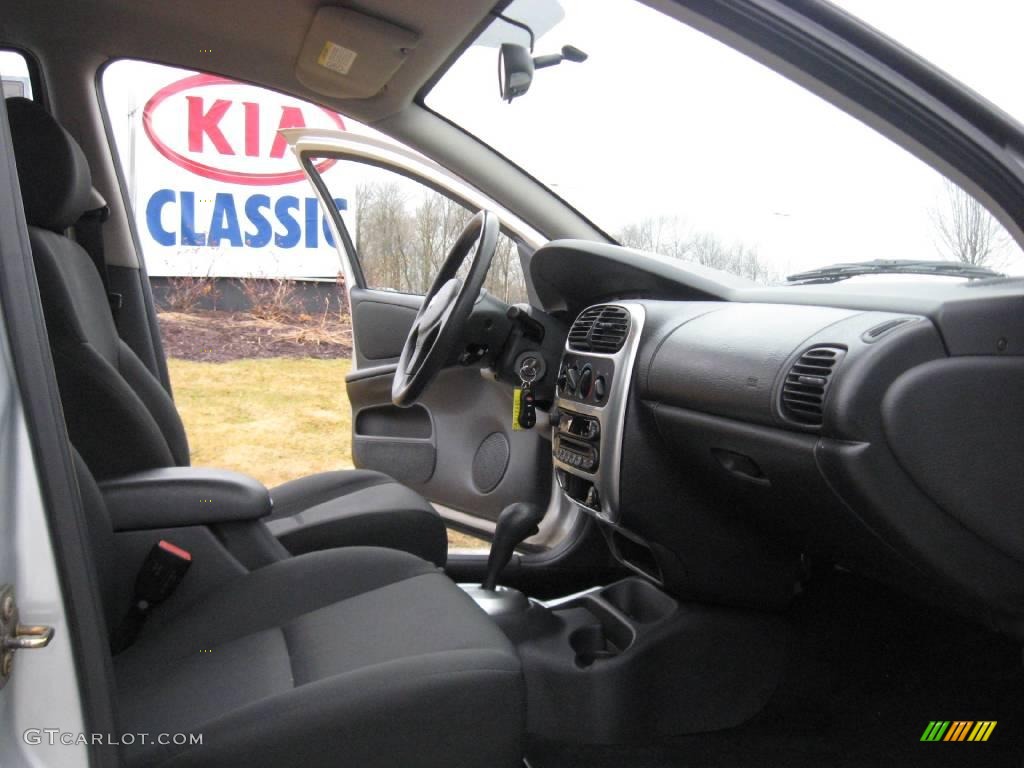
[830,0,1024,125]
[427,0,1023,284]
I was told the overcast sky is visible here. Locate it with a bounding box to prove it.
[428,0,1024,277]
[2,2,1022,281]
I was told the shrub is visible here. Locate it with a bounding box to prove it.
[236,277,299,321]
[163,275,221,312]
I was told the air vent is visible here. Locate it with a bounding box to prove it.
[568,305,631,353]
[780,346,846,427]
[861,316,916,343]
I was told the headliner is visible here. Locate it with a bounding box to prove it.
[1,0,496,123]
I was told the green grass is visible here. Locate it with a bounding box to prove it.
[167,357,485,549]
[169,357,354,486]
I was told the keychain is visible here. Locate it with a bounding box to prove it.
[515,356,539,430]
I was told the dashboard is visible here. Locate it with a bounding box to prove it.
[532,239,1024,633]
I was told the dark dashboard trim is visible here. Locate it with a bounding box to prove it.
[530,240,1024,358]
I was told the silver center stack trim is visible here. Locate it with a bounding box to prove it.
[554,303,645,525]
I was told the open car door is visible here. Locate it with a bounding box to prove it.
[286,128,566,543]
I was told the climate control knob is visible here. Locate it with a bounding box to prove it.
[565,365,580,393]
[579,365,594,399]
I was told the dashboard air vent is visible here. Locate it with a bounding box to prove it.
[568,305,631,353]
[780,346,846,427]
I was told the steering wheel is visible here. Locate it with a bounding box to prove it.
[392,210,500,406]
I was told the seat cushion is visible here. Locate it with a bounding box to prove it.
[115,547,523,768]
[267,470,448,566]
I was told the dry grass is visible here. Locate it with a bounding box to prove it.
[167,357,486,550]
[168,357,354,486]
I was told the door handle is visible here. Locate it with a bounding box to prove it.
[711,448,770,486]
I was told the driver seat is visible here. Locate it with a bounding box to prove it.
[7,96,447,566]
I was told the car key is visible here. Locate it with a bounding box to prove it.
[517,357,538,430]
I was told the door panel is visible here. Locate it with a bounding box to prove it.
[347,366,438,487]
[346,290,550,526]
[347,362,550,524]
[350,287,419,366]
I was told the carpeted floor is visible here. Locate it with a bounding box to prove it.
[528,571,1023,767]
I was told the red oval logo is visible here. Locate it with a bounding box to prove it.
[142,73,344,186]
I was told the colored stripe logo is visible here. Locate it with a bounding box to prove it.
[920,721,997,742]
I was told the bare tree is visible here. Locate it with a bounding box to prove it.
[354,181,416,292]
[931,180,1007,267]
[617,216,688,259]
[350,181,528,302]
[484,234,528,304]
[617,216,778,284]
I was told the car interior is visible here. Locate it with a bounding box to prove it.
[0,0,1022,767]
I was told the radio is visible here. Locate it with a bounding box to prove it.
[554,411,600,473]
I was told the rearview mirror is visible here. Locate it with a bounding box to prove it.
[499,42,588,103]
[499,43,534,103]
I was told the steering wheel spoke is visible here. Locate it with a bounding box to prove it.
[407,323,438,374]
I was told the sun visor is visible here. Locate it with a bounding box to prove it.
[296,7,420,99]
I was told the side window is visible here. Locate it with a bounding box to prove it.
[99,60,362,489]
[101,60,490,550]
[321,160,529,304]
[0,51,34,100]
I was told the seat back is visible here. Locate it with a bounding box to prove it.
[7,97,189,479]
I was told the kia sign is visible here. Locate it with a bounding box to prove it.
[104,61,357,278]
[142,74,343,185]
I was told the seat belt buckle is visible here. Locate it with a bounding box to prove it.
[112,540,191,654]
[134,540,192,607]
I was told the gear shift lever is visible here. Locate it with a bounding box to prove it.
[483,502,544,590]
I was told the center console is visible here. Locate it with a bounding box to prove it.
[463,498,789,745]
[553,303,645,525]
[468,303,791,745]
[506,576,789,743]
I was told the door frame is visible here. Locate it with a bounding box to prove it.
[0,93,116,768]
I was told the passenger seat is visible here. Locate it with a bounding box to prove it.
[74,448,524,767]
[6,96,447,567]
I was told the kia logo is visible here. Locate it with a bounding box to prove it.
[142,73,345,185]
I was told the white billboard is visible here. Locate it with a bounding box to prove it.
[104,61,374,279]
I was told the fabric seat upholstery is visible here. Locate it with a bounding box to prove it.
[72,451,524,767]
[264,469,445,559]
[7,96,447,566]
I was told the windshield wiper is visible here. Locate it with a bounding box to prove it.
[786,259,1005,284]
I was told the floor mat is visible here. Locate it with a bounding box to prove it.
[527,572,1023,767]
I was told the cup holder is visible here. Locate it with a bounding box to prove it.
[569,625,622,668]
[600,578,676,624]
[556,579,675,668]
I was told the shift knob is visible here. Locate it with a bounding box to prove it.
[482,502,544,591]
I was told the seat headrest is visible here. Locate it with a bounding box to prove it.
[6,97,93,232]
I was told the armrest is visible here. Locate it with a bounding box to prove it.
[345,364,397,383]
[99,468,273,531]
